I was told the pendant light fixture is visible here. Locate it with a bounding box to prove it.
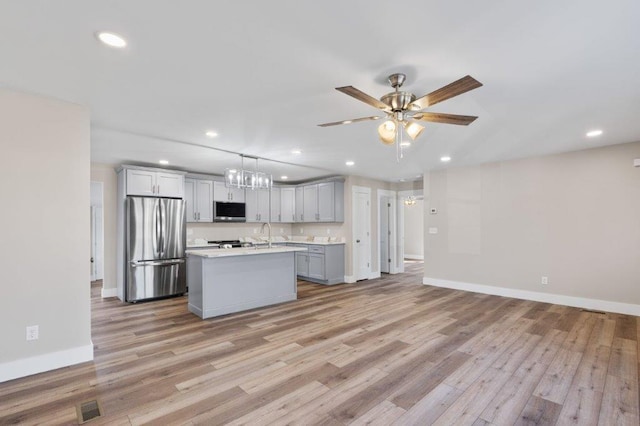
[225,154,272,190]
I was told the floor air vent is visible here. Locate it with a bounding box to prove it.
[76,399,102,424]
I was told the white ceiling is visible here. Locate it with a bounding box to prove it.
[2,0,639,182]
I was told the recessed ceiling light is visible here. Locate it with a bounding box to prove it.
[343,120,353,124]
[291,149,302,155]
[96,31,127,48]
[440,156,451,162]
[158,160,169,165]
[280,176,288,180]
[400,141,411,147]
[586,129,603,137]
[228,169,237,173]
[399,179,406,182]
[205,131,218,138]
[345,161,355,166]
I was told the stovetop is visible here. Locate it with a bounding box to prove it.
[207,240,252,248]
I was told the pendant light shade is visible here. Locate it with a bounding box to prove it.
[404,121,425,140]
[378,120,396,145]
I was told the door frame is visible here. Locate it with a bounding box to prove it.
[351,185,372,282]
[377,189,398,274]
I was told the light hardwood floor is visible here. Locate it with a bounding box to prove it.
[1,262,638,425]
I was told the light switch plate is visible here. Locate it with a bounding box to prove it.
[428,227,438,234]
[634,158,640,167]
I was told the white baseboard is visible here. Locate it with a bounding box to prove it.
[101,287,118,298]
[344,272,381,283]
[423,277,640,316]
[404,254,424,260]
[0,343,94,383]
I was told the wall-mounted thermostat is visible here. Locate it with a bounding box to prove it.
[430,208,437,214]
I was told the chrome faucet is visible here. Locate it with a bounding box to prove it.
[261,222,272,248]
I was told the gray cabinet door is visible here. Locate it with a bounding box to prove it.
[295,186,304,222]
[317,182,335,222]
[308,254,325,280]
[270,187,281,222]
[281,187,295,223]
[303,184,318,222]
[156,172,184,198]
[184,179,196,222]
[245,190,259,222]
[296,251,308,276]
[195,179,214,222]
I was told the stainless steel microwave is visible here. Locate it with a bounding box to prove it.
[214,201,246,222]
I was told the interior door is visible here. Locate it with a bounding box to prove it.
[353,189,371,281]
[380,196,390,273]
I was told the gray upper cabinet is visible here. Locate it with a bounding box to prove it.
[185,178,213,222]
[213,181,245,202]
[295,186,304,222]
[126,169,184,198]
[245,189,270,222]
[302,184,318,222]
[297,181,344,223]
[270,187,281,223]
[280,187,296,223]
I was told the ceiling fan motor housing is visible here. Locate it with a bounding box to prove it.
[381,91,416,112]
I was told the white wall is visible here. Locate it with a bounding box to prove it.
[0,89,92,382]
[423,141,640,314]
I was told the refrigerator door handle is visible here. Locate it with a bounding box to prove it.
[130,259,185,268]
[154,200,161,255]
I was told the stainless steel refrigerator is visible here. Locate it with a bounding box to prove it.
[125,196,187,302]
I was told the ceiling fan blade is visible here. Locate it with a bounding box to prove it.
[317,115,382,127]
[409,75,482,110]
[336,86,391,111]
[412,112,478,126]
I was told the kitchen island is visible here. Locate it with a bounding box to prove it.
[186,246,307,319]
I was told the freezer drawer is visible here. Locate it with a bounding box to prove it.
[126,259,186,302]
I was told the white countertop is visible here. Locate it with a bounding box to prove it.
[276,241,346,246]
[187,246,307,258]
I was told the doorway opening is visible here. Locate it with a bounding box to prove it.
[90,182,104,284]
[398,191,424,273]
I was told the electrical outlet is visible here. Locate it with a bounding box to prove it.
[430,208,437,214]
[327,228,331,235]
[299,228,303,234]
[26,325,39,341]
[253,228,258,234]
[280,228,284,234]
[541,276,548,285]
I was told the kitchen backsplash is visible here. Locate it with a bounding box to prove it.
[187,222,347,243]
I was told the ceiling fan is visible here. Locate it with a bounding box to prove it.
[318,73,482,154]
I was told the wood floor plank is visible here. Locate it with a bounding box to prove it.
[392,383,463,425]
[1,262,638,425]
[515,395,562,425]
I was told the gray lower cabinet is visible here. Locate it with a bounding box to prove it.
[293,243,345,285]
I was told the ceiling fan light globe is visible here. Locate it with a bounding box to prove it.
[378,120,397,145]
[405,121,425,140]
